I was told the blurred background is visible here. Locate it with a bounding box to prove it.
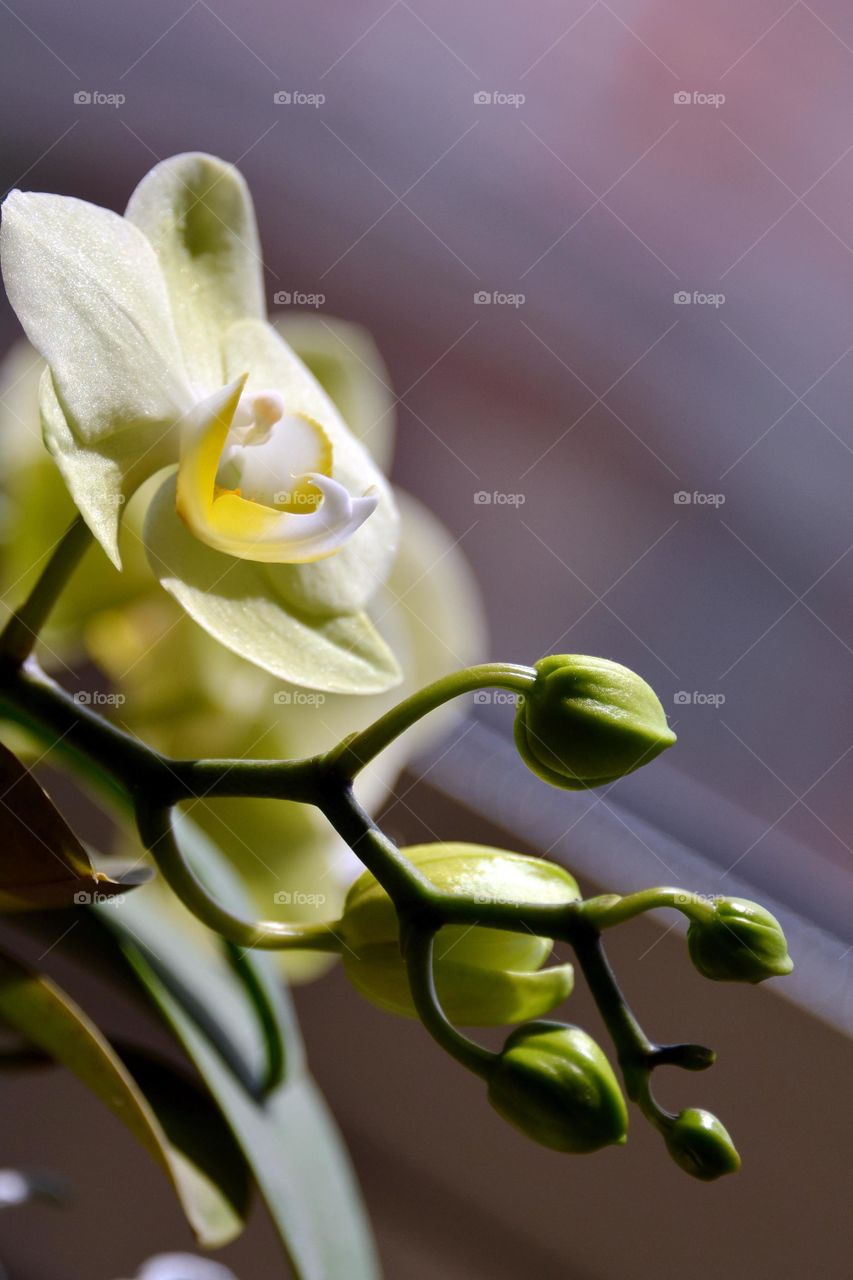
[1,1,853,1276]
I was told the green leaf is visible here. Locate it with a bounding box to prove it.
[0,945,247,1246]
[0,740,150,912]
[99,817,380,1280]
[130,951,379,1280]
[144,474,401,693]
[125,152,265,390]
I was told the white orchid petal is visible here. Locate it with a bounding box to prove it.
[40,368,178,568]
[126,152,265,388]
[1,191,192,443]
[145,473,401,692]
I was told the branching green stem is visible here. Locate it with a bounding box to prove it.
[0,518,721,1144]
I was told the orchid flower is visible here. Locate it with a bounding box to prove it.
[0,154,400,692]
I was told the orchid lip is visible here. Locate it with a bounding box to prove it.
[175,377,378,564]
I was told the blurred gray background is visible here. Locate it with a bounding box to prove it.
[1,1,853,1276]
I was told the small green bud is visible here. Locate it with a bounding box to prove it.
[687,897,793,984]
[514,655,676,790]
[488,1021,628,1153]
[665,1108,741,1181]
[339,843,579,1026]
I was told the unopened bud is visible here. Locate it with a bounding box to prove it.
[514,655,676,790]
[665,1108,741,1181]
[339,843,579,1025]
[687,898,793,984]
[488,1021,628,1153]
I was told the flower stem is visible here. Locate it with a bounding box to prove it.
[329,663,536,778]
[581,888,717,930]
[0,517,93,666]
[136,804,345,953]
[402,926,497,1080]
[571,925,674,1131]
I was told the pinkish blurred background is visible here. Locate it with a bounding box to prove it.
[2,2,853,1276]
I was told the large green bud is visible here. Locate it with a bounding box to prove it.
[338,843,579,1025]
[664,1108,741,1181]
[488,1021,628,1153]
[514,655,676,790]
[687,897,793,985]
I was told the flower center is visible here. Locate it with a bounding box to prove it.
[216,389,330,511]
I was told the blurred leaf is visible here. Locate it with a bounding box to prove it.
[127,947,378,1280]
[100,817,380,1280]
[0,945,246,1247]
[0,740,150,912]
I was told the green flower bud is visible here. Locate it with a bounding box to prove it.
[665,1108,741,1181]
[687,898,793,984]
[488,1021,628,1153]
[339,843,579,1026]
[514,655,676,790]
